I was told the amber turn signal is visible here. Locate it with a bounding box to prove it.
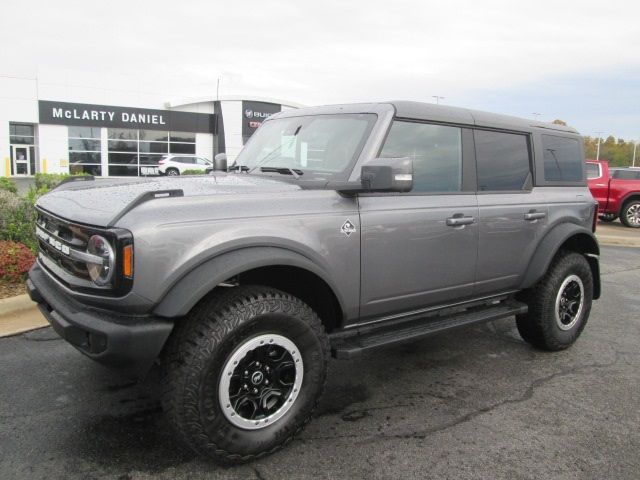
[122,244,133,278]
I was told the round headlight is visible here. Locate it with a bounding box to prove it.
[86,235,115,286]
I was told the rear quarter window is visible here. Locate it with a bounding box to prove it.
[586,163,601,179]
[542,135,583,182]
[475,130,531,191]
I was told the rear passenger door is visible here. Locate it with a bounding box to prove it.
[474,130,548,295]
[358,121,479,320]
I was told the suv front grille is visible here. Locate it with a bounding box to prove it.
[36,209,93,281]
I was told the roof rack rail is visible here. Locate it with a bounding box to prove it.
[55,175,95,189]
[108,189,184,227]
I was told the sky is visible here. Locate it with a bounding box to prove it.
[2,0,639,138]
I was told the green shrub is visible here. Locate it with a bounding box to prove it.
[0,177,17,194]
[0,190,38,252]
[181,169,207,175]
[0,241,36,283]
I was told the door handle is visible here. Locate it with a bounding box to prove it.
[524,211,547,221]
[446,215,476,227]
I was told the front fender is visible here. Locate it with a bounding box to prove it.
[520,223,600,299]
[153,246,348,318]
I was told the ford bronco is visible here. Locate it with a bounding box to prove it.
[28,101,600,463]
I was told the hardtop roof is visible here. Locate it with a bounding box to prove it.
[273,100,579,135]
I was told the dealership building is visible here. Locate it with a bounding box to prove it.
[0,77,301,178]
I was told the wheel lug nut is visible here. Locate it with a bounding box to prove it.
[256,362,261,367]
[243,384,248,390]
[265,380,269,385]
[244,370,248,375]
[253,388,259,394]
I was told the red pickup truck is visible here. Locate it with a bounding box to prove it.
[587,160,640,228]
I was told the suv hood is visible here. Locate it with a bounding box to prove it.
[36,174,301,227]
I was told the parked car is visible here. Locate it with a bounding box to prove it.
[28,101,600,464]
[157,154,211,175]
[586,160,640,227]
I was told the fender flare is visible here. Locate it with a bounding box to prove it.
[617,191,640,216]
[153,246,346,318]
[520,223,601,299]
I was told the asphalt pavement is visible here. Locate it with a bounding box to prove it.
[1,246,638,480]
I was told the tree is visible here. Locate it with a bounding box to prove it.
[552,119,567,126]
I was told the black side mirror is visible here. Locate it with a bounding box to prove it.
[331,157,413,195]
[361,157,413,192]
[214,153,227,171]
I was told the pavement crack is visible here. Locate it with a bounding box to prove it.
[304,354,621,444]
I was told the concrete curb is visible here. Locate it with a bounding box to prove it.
[0,294,47,337]
[0,294,36,316]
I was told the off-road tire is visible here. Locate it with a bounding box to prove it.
[516,252,593,351]
[161,286,329,464]
[620,200,640,228]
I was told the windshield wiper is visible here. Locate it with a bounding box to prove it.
[260,167,303,179]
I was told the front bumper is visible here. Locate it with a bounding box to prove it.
[27,263,174,378]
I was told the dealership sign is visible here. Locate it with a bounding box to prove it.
[242,101,282,139]
[38,100,216,133]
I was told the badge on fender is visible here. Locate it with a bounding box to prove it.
[341,220,356,237]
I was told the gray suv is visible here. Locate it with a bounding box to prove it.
[27,101,600,463]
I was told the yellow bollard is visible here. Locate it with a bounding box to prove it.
[42,158,48,173]
[4,157,9,177]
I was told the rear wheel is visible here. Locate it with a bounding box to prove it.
[161,286,329,464]
[166,167,179,176]
[516,252,593,351]
[620,200,640,228]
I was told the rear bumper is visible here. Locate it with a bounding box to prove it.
[27,263,174,378]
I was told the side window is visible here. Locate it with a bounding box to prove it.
[542,134,584,182]
[196,157,209,165]
[475,130,531,191]
[586,163,601,179]
[379,121,462,192]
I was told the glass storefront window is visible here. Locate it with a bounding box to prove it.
[10,124,34,137]
[69,139,101,152]
[139,130,169,142]
[169,142,196,154]
[108,129,137,140]
[68,125,101,174]
[68,127,100,139]
[70,164,102,175]
[106,128,197,175]
[170,131,196,143]
[69,152,101,164]
[139,141,168,153]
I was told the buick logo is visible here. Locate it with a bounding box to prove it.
[245,109,254,119]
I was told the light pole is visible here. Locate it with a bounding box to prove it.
[432,96,444,105]
[633,141,637,167]
[532,112,542,121]
[595,132,604,161]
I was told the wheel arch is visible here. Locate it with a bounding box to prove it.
[520,223,601,299]
[618,192,640,216]
[153,246,346,331]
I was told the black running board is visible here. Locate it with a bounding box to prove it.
[330,301,528,359]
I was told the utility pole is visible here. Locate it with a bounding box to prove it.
[633,141,637,167]
[532,112,542,121]
[432,96,444,105]
[595,132,604,161]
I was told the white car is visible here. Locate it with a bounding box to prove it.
[157,155,212,176]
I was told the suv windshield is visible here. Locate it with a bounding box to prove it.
[236,113,377,179]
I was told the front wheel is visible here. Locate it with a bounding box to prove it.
[516,252,593,351]
[620,200,640,228]
[161,286,329,464]
[165,167,179,176]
